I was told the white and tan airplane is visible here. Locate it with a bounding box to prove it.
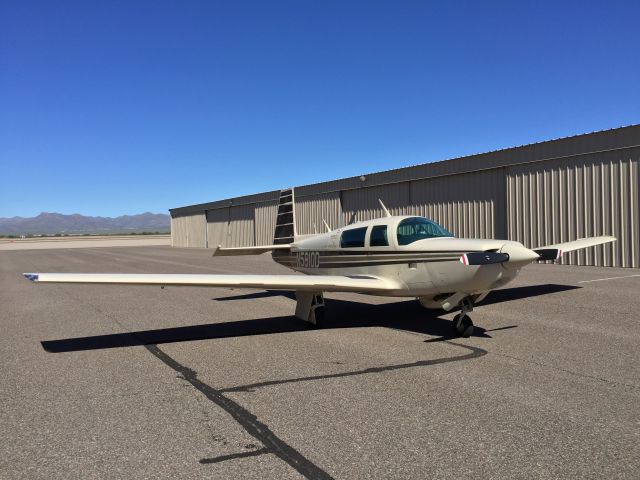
[24,188,615,337]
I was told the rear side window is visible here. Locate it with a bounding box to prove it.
[370,225,389,246]
[340,227,367,248]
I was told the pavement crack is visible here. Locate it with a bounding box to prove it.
[186,375,226,449]
[144,344,334,480]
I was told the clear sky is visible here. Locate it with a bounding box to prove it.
[1,1,638,217]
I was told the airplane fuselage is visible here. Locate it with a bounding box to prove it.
[272,216,538,302]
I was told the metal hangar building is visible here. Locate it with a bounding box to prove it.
[169,125,639,268]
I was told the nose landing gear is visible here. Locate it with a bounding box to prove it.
[452,297,474,338]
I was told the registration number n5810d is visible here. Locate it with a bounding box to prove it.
[296,251,320,268]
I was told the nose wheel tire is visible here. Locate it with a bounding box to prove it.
[452,314,474,338]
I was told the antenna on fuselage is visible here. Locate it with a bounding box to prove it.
[378,199,391,217]
[322,219,331,232]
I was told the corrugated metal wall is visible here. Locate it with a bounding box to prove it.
[204,205,259,248]
[334,175,498,239]
[170,213,206,248]
[255,200,278,245]
[206,208,228,248]
[170,126,640,267]
[174,202,278,248]
[409,169,504,239]
[341,183,411,223]
[296,192,342,235]
[228,204,255,247]
[507,152,638,267]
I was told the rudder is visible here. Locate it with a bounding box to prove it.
[273,188,297,244]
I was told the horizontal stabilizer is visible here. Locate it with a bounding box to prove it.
[460,252,509,266]
[23,272,401,293]
[213,244,291,256]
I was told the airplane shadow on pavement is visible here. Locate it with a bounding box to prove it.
[41,283,579,353]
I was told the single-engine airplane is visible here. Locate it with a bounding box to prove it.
[24,188,615,337]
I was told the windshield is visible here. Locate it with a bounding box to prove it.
[396,217,453,245]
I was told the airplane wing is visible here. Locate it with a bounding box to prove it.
[23,272,401,293]
[212,244,291,256]
[533,236,616,260]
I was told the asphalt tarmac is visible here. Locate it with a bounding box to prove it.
[0,235,170,250]
[1,246,638,479]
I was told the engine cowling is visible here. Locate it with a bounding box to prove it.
[418,296,443,309]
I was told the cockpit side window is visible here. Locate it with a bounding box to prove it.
[340,227,367,248]
[370,225,389,247]
[396,217,453,245]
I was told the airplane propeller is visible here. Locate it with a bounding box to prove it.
[459,252,510,265]
[461,244,544,267]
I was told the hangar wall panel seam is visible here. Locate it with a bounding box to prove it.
[229,204,255,247]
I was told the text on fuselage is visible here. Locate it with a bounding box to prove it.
[296,251,320,268]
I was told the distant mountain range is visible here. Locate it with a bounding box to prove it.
[0,212,171,235]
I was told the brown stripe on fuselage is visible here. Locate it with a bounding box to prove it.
[271,248,471,269]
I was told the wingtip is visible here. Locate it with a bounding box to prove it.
[23,273,39,282]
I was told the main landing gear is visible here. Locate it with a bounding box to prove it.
[452,297,474,338]
[295,291,326,328]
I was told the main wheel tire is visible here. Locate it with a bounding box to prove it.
[313,306,325,328]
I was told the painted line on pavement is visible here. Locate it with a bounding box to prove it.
[579,274,640,284]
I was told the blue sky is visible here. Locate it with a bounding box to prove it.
[1,0,638,217]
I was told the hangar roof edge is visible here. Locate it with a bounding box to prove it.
[170,124,640,217]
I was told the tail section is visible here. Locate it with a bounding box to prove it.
[274,188,297,244]
[212,188,296,257]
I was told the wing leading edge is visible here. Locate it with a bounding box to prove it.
[533,236,616,260]
[23,272,401,293]
[533,235,616,253]
[212,244,291,256]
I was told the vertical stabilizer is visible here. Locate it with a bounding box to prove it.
[273,188,297,244]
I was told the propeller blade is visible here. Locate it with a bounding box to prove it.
[460,252,510,266]
[533,248,562,261]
